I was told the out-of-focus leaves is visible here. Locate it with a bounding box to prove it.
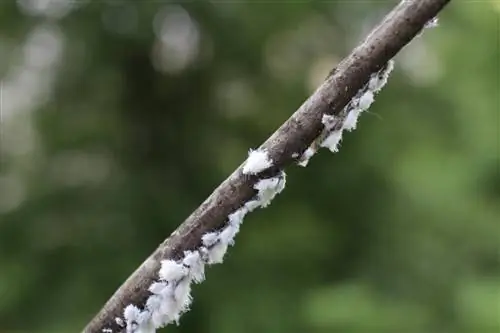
[305,282,433,330]
[0,1,498,332]
[456,278,500,329]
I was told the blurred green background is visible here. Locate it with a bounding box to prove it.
[0,0,499,332]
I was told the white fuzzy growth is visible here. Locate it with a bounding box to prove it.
[194,209,243,268]
[368,60,394,92]
[202,230,230,263]
[201,232,219,247]
[358,91,374,110]
[145,292,178,328]
[219,222,240,246]
[182,251,205,283]
[297,147,315,167]
[147,297,167,328]
[206,241,229,264]
[253,175,285,208]
[321,114,338,130]
[202,172,285,264]
[149,313,168,330]
[156,300,176,326]
[195,206,248,266]
[124,304,152,333]
[276,174,286,193]
[174,278,192,309]
[320,130,343,153]
[131,261,194,330]
[116,317,125,327]
[425,17,439,29]
[135,322,155,333]
[117,62,397,333]
[136,311,151,327]
[343,61,394,133]
[148,281,169,295]
[148,282,173,309]
[124,304,141,325]
[146,295,163,313]
[242,149,272,174]
[119,171,288,333]
[343,108,361,131]
[137,312,151,328]
[228,208,247,226]
[159,260,188,282]
[144,276,192,328]
[244,199,261,212]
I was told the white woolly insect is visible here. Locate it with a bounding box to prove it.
[119,31,416,332]
[124,304,151,333]
[118,59,396,331]
[203,235,229,264]
[424,17,439,29]
[253,174,286,208]
[146,295,166,328]
[368,61,394,93]
[319,130,343,153]
[318,113,343,153]
[159,260,188,282]
[343,107,361,131]
[242,149,273,174]
[219,222,240,246]
[117,17,440,330]
[115,317,125,327]
[201,232,219,247]
[358,91,374,110]
[228,208,248,226]
[297,114,340,166]
[124,305,141,327]
[321,114,338,130]
[297,147,315,167]
[118,168,287,333]
[173,279,192,311]
[182,251,205,283]
[343,60,394,132]
[298,59,395,165]
[417,16,439,38]
[244,199,262,212]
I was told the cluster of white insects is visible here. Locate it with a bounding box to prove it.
[103,62,393,333]
[102,17,439,333]
[298,60,395,167]
[104,151,286,333]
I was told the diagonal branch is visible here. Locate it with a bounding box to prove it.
[83,1,452,332]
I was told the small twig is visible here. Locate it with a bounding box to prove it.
[83,1,452,332]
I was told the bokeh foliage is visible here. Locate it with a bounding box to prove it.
[0,1,498,332]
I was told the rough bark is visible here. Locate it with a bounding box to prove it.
[83,0,452,332]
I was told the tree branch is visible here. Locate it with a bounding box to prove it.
[83,1,452,332]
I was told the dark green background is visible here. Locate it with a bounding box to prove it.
[0,1,498,332]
